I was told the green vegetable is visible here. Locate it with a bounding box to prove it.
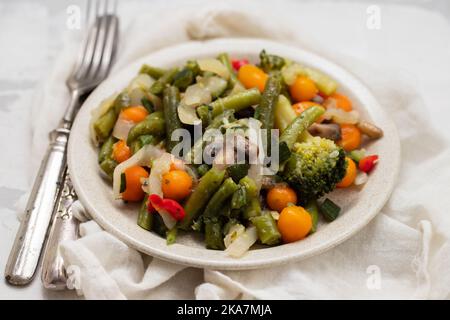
[93,108,117,142]
[239,176,258,198]
[130,135,160,154]
[99,158,117,178]
[251,213,281,245]
[152,212,168,237]
[259,50,285,73]
[137,195,152,231]
[98,135,116,164]
[205,221,224,250]
[139,64,166,79]
[274,94,296,133]
[242,197,261,220]
[319,198,341,221]
[196,164,211,177]
[348,149,366,163]
[119,173,126,193]
[179,167,226,230]
[280,105,347,203]
[162,86,182,152]
[126,111,165,145]
[112,92,131,114]
[231,187,247,209]
[173,61,200,90]
[210,88,261,117]
[256,72,282,153]
[203,178,239,221]
[141,97,154,113]
[305,199,319,233]
[217,52,238,88]
[226,164,250,183]
[150,68,178,95]
[166,227,177,245]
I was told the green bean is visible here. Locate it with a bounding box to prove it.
[130,134,160,154]
[242,197,261,220]
[152,212,168,237]
[239,176,258,198]
[172,61,200,91]
[203,178,239,221]
[126,111,165,145]
[99,158,117,178]
[150,68,178,95]
[166,227,177,245]
[137,195,152,231]
[93,108,117,142]
[205,221,224,250]
[139,64,166,79]
[256,72,282,152]
[162,86,182,152]
[210,88,261,117]
[223,218,240,236]
[113,92,131,114]
[305,199,319,233]
[217,52,238,88]
[197,164,211,177]
[279,105,325,149]
[250,213,281,245]
[98,135,116,164]
[196,105,212,126]
[179,167,226,230]
[231,187,247,209]
[259,50,286,73]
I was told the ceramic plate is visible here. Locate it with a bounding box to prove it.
[68,38,400,270]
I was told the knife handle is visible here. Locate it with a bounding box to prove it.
[41,168,79,290]
[4,126,70,285]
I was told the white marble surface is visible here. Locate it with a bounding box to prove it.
[1,0,450,299]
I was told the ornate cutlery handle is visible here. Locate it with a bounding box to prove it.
[4,97,78,285]
[41,168,78,290]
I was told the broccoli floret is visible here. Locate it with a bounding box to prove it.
[278,105,347,203]
[282,136,346,203]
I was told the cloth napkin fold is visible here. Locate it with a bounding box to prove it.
[23,0,450,299]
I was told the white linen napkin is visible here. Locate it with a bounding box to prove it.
[20,0,450,299]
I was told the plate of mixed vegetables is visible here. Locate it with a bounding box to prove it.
[68,39,400,269]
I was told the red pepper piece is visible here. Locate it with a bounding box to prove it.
[148,194,186,221]
[358,155,379,173]
[231,58,249,71]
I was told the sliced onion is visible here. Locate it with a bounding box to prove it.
[229,82,246,95]
[225,226,258,258]
[177,102,201,125]
[197,59,230,79]
[89,94,116,146]
[269,211,280,221]
[198,76,227,98]
[156,208,177,230]
[127,73,154,92]
[128,88,146,106]
[112,144,164,199]
[183,83,212,106]
[224,224,245,248]
[323,108,360,124]
[354,171,369,186]
[148,153,173,197]
[112,117,135,141]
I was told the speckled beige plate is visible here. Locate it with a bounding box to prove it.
[68,38,400,270]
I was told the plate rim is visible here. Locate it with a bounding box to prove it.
[68,38,401,270]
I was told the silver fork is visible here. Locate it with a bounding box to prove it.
[5,0,119,286]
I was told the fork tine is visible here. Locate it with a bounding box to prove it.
[96,14,119,79]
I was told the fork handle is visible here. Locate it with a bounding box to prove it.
[4,100,78,285]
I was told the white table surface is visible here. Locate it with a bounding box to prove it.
[1,0,449,299]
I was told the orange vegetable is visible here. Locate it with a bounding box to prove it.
[292,101,324,123]
[277,206,312,243]
[329,93,352,112]
[121,166,149,202]
[162,170,193,201]
[338,124,361,151]
[289,76,318,102]
[120,106,149,123]
[337,157,357,188]
[112,140,131,163]
[237,64,268,93]
[266,185,297,212]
